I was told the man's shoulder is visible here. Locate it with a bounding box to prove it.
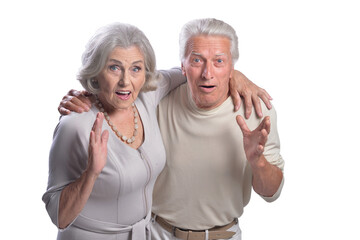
[260,100,277,117]
[237,99,276,115]
[233,100,277,128]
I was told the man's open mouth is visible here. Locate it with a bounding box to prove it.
[200,85,215,88]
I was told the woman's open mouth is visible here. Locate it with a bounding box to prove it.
[115,90,131,100]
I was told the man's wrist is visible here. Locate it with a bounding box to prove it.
[249,155,267,171]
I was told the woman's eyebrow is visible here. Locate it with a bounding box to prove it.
[109,59,122,65]
[109,59,144,65]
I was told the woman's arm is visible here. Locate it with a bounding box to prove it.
[58,113,108,229]
[58,169,98,228]
[154,67,187,104]
[43,112,109,229]
[230,70,273,118]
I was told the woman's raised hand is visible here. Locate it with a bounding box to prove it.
[87,112,109,177]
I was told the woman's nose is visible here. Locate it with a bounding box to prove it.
[118,72,130,86]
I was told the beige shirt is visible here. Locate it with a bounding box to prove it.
[152,83,284,230]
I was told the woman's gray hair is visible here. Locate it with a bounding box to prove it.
[78,22,159,93]
[179,18,239,65]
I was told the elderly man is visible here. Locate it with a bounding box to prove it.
[150,18,284,240]
[59,18,283,240]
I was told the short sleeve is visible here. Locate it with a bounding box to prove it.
[42,113,92,228]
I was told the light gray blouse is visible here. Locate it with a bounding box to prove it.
[42,68,185,240]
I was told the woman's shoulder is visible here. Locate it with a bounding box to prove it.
[54,105,97,137]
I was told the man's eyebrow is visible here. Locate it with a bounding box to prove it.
[191,52,202,56]
[191,52,227,57]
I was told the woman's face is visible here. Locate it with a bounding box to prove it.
[96,46,146,112]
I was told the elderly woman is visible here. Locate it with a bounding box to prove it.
[42,23,186,239]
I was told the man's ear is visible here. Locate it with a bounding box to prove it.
[229,68,235,79]
[181,63,186,76]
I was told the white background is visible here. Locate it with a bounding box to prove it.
[1,0,359,239]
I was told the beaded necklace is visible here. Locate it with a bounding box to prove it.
[95,97,138,144]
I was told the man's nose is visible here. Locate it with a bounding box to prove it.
[201,62,214,80]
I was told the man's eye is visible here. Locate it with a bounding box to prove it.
[193,58,201,63]
[216,59,224,63]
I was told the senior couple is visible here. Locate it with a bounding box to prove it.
[43,18,284,240]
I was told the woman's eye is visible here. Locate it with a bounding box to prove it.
[109,65,119,71]
[132,66,141,72]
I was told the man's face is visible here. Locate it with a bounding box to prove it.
[181,35,234,110]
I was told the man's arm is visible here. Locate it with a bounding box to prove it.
[58,69,272,117]
[236,115,283,197]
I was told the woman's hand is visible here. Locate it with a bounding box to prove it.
[58,89,92,115]
[87,112,109,177]
[58,113,108,229]
[230,71,273,118]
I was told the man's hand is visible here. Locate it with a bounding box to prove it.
[230,71,272,118]
[58,89,92,115]
[236,115,270,167]
[236,115,283,197]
